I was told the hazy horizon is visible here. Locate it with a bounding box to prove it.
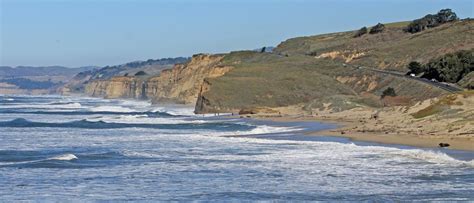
[1,0,472,67]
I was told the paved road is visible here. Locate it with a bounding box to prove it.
[347,64,463,93]
[273,52,463,92]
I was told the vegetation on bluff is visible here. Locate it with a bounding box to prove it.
[353,27,368,38]
[134,71,148,76]
[404,9,458,33]
[369,23,385,34]
[408,49,473,86]
[275,12,471,71]
[196,50,446,113]
[381,87,397,98]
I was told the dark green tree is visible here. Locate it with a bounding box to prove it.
[354,26,368,38]
[405,9,458,33]
[407,61,424,75]
[422,50,473,83]
[381,87,397,98]
[369,23,385,34]
[134,71,147,76]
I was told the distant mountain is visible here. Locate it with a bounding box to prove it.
[0,66,97,77]
[61,57,190,95]
[0,66,98,95]
[88,57,190,81]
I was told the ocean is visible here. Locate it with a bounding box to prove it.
[0,95,473,201]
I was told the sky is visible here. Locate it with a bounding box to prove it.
[0,0,472,67]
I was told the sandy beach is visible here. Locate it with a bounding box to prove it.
[250,114,474,151]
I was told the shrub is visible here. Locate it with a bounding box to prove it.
[134,71,147,76]
[354,27,368,38]
[407,61,424,74]
[381,87,397,98]
[405,9,458,33]
[369,23,385,34]
[307,50,318,56]
[422,49,473,83]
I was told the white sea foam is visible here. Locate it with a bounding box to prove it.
[151,106,196,116]
[172,124,303,138]
[53,102,82,108]
[0,102,82,109]
[49,153,78,161]
[85,115,212,124]
[4,98,14,101]
[396,149,474,167]
[0,153,78,166]
[88,106,136,112]
[119,100,151,108]
[246,125,303,135]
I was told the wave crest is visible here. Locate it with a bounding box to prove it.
[48,153,78,161]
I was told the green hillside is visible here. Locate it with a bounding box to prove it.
[196,51,447,113]
[195,14,473,113]
[274,19,473,71]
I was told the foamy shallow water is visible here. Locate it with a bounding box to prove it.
[0,95,473,201]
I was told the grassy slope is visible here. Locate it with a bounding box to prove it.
[200,52,355,111]
[197,51,446,113]
[274,19,474,71]
[196,20,472,113]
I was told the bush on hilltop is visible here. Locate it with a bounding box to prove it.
[369,23,385,34]
[134,71,148,76]
[354,26,368,38]
[405,9,458,33]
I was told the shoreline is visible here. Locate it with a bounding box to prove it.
[251,115,474,151]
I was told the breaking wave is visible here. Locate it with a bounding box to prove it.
[396,149,474,167]
[49,153,78,161]
[0,109,176,117]
[0,118,256,131]
[88,106,136,113]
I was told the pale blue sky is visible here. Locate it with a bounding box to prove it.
[1,0,472,67]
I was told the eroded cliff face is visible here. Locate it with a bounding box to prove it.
[84,76,148,99]
[146,54,231,104]
[83,54,232,104]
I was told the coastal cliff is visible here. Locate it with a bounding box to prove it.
[82,54,231,104]
[74,18,472,117]
[84,76,147,99]
[146,54,231,104]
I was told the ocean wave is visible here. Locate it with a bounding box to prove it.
[319,142,474,168]
[87,115,209,124]
[151,106,196,116]
[118,100,152,108]
[88,106,136,113]
[396,149,474,168]
[0,151,128,168]
[246,125,303,135]
[0,102,82,109]
[0,153,78,168]
[316,142,474,168]
[49,101,81,106]
[48,153,78,161]
[0,109,176,117]
[0,118,256,131]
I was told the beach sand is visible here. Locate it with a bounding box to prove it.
[251,115,474,151]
